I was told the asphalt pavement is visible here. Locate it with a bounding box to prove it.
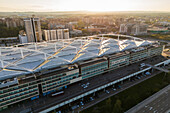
[134,85,170,113]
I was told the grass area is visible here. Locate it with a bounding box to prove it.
[150,34,170,41]
[137,34,170,41]
[81,72,170,113]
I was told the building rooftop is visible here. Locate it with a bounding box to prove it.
[0,34,155,81]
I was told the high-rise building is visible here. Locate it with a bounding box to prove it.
[57,29,64,40]
[63,29,69,39]
[5,18,24,28]
[43,29,70,41]
[131,24,148,35]
[43,30,50,41]
[24,18,42,43]
[119,23,148,35]
[50,30,57,40]
[119,24,126,33]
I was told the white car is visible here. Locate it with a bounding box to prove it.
[90,97,94,101]
[83,85,88,88]
[140,63,145,67]
[145,72,151,75]
[105,90,110,94]
[80,101,84,106]
[112,88,116,91]
[81,84,85,87]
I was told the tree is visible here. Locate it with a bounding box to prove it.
[105,98,112,113]
[91,107,100,113]
[77,20,85,29]
[112,99,123,113]
[0,23,24,38]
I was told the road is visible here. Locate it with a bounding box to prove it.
[75,69,169,113]
[134,85,170,113]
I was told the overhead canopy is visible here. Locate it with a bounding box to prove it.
[0,34,154,81]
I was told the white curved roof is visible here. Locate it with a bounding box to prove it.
[0,34,154,80]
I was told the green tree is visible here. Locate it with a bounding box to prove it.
[91,107,100,113]
[77,20,85,29]
[0,23,24,38]
[104,98,112,113]
[112,99,122,113]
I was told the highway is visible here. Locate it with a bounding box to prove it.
[128,85,170,113]
[138,90,170,113]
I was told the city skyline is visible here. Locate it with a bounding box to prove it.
[0,0,170,12]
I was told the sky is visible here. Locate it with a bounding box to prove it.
[0,0,170,12]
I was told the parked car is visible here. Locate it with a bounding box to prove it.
[112,88,116,91]
[83,85,88,88]
[86,82,90,86]
[117,85,121,89]
[90,97,94,101]
[145,72,151,75]
[140,63,145,67]
[80,101,84,106]
[105,90,110,94]
[81,84,85,87]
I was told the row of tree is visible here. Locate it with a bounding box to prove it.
[0,23,24,38]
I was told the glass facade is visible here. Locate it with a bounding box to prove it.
[0,81,39,109]
[149,46,163,56]
[41,69,79,95]
[110,55,130,69]
[130,50,148,63]
[81,61,108,79]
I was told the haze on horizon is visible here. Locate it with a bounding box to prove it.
[0,0,170,12]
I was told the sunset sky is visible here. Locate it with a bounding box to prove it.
[0,0,170,12]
